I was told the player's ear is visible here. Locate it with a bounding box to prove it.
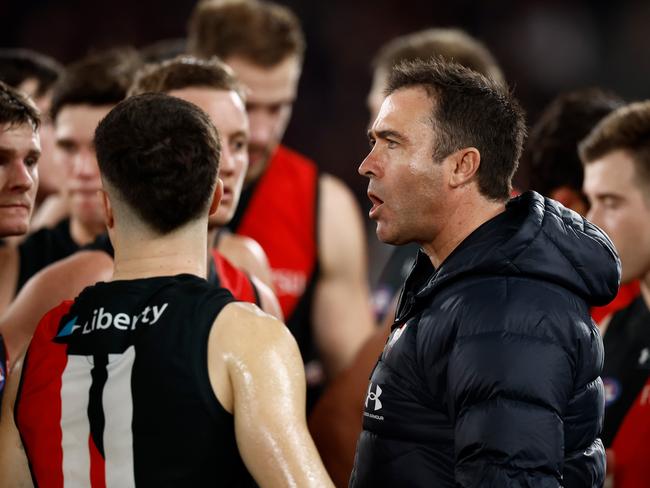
[209,178,223,217]
[101,189,114,229]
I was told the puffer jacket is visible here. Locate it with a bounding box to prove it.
[350,192,620,488]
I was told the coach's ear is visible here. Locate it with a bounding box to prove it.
[101,190,114,229]
[209,178,223,217]
[449,147,481,188]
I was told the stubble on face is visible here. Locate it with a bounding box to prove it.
[363,87,445,246]
[225,55,301,184]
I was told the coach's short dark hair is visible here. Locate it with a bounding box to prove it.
[0,48,63,98]
[387,58,526,200]
[94,93,221,234]
[51,48,141,121]
[0,80,40,130]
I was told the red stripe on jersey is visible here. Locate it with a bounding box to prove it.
[610,378,650,487]
[592,281,640,323]
[89,433,106,488]
[16,301,74,488]
[212,249,257,304]
[235,145,318,318]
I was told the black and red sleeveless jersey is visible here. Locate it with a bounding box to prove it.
[15,274,256,487]
[228,145,319,366]
[591,280,640,323]
[601,296,650,487]
[210,249,259,305]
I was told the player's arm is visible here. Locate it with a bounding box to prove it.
[0,359,33,487]
[209,303,333,488]
[0,250,113,367]
[0,246,19,317]
[219,233,274,291]
[312,175,375,377]
[251,276,284,321]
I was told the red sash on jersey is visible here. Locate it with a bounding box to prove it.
[592,281,640,324]
[610,378,650,487]
[235,145,318,319]
[211,250,257,304]
[16,302,79,487]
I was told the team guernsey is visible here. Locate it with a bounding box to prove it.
[228,144,319,366]
[15,274,256,487]
[601,296,650,487]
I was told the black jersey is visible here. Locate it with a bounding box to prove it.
[600,296,650,486]
[16,274,256,486]
[17,218,78,292]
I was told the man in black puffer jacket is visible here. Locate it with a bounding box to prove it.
[351,59,620,487]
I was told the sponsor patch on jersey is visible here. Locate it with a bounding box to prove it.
[56,303,169,338]
[603,377,622,406]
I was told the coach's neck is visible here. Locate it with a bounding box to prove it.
[421,185,506,269]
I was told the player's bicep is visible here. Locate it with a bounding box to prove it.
[227,313,331,487]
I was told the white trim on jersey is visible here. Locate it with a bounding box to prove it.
[104,346,136,487]
[61,355,93,487]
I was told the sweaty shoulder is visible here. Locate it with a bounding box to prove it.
[207,302,298,413]
[213,302,291,350]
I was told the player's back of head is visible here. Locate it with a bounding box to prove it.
[50,48,141,122]
[524,88,624,198]
[0,48,63,98]
[129,55,243,100]
[94,92,221,234]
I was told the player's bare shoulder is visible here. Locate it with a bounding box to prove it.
[212,301,294,355]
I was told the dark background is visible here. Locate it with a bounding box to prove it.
[3,0,649,204]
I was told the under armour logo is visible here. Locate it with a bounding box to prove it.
[639,348,649,366]
[366,383,383,411]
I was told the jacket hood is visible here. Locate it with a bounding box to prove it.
[418,191,620,306]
